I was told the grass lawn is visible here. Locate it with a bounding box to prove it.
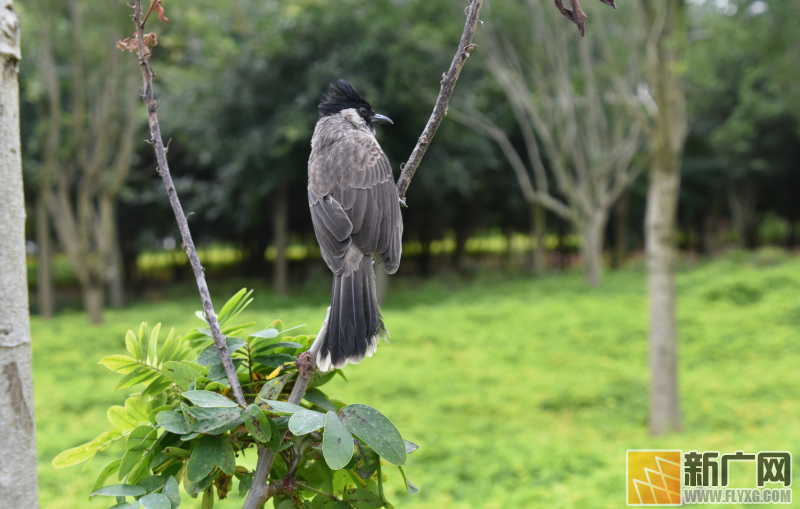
[32,252,800,508]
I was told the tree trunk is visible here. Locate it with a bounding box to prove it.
[530,202,546,273]
[646,164,682,435]
[273,180,289,297]
[82,284,104,324]
[0,6,39,504]
[107,210,124,308]
[727,178,758,249]
[581,210,608,287]
[36,196,54,318]
[612,189,629,269]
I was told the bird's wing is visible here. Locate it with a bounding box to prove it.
[309,133,403,275]
[309,191,353,275]
[335,135,403,274]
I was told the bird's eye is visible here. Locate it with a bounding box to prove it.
[359,106,368,115]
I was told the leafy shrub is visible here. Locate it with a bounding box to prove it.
[53,289,419,509]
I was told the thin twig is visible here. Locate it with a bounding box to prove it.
[130,0,246,406]
[395,0,484,202]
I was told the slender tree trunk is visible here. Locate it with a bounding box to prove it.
[82,283,104,324]
[273,180,289,297]
[646,163,682,434]
[36,196,54,318]
[727,178,758,249]
[530,202,546,273]
[0,5,39,504]
[613,189,629,269]
[107,206,124,308]
[581,210,608,287]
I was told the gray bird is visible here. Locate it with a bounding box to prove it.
[307,80,403,371]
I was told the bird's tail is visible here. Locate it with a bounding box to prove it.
[314,254,387,371]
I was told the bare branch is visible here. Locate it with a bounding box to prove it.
[129,0,246,407]
[395,0,484,202]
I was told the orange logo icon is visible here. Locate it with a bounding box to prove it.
[627,450,682,505]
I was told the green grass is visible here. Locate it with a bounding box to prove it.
[33,252,800,508]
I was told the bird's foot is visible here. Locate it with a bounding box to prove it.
[399,198,408,208]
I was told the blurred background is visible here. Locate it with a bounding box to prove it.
[17,0,799,507]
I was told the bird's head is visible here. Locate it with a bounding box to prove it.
[318,79,393,132]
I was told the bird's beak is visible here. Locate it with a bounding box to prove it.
[372,113,393,125]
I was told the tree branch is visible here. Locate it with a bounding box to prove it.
[129,0,246,407]
[395,0,484,202]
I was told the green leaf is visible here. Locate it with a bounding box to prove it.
[99,355,140,375]
[249,328,279,339]
[157,328,177,364]
[118,449,143,480]
[108,406,139,430]
[252,354,296,368]
[339,405,406,466]
[148,405,173,425]
[139,493,171,509]
[181,404,242,434]
[126,397,151,423]
[344,488,385,508]
[126,426,158,451]
[90,484,146,498]
[268,416,281,452]
[148,323,161,365]
[262,400,306,415]
[250,341,303,355]
[114,366,159,391]
[181,391,239,408]
[163,476,181,508]
[53,428,124,468]
[254,373,294,404]
[322,411,354,470]
[201,487,214,509]
[397,466,419,495]
[162,362,201,390]
[217,436,236,474]
[156,411,191,435]
[137,475,166,494]
[187,437,218,482]
[163,446,191,458]
[352,440,380,480]
[404,440,419,454]
[139,323,150,367]
[304,389,337,413]
[126,330,139,360]
[241,404,272,443]
[309,371,336,389]
[289,410,326,436]
[142,377,174,399]
[88,458,122,499]
[238,472,253,499]
[180,432,201,441]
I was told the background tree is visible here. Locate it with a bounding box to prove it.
[25,0,141,323]
[455,0,642,286]
[0,1,39,505]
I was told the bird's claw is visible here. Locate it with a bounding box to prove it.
[399,198,408,208]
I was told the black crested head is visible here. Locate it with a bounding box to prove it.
[319,79,371,117]
[318,79,393,128]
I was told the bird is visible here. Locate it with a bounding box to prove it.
[307,79,403,371]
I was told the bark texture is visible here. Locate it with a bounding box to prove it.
[638,0,687,436]
[0,2,39,504]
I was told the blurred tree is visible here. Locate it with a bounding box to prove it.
[22,0,141,322]
[636,0,687,436]
[455,0,642,286]
[686,0,800,248]
[0,1,39,504]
